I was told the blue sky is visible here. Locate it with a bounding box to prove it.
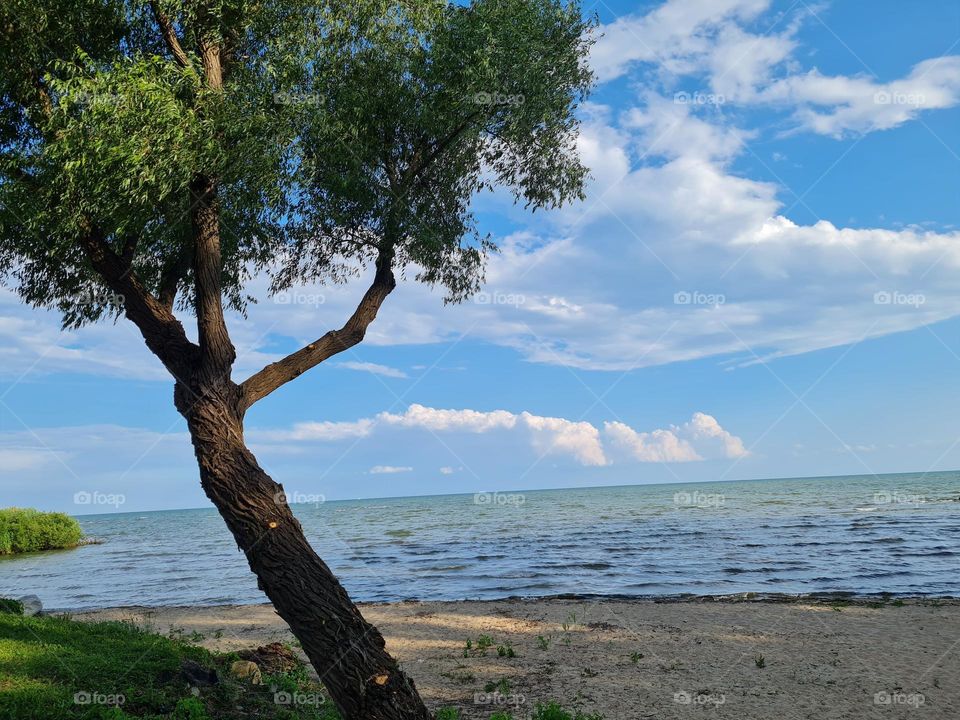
[3,0,960,513]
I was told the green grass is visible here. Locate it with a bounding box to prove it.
[0,508,84,555]
[0,611,339,719]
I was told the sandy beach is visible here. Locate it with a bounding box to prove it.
[73,597,959,719]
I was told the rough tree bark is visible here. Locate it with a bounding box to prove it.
[174,385,431,719]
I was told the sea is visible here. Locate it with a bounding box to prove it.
[2,472,958,610]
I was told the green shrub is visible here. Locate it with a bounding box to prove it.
[532,703,604,720]
[0,508,83,554]
[0,599,24,615]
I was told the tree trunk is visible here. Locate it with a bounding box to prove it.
[179,388,431,720]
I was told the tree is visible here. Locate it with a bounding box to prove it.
[0,0,593,717]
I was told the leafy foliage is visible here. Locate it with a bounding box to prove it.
[0,0,594,326]
[0,507,83,554]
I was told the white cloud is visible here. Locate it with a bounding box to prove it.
[256,404,743,467]
[336,361,408,379]
[520,412,607,466]
[369,465,413,474]
[591,0,772,82]
[760,57,960,137]
[379,404,517,433]
[605,412,748,463]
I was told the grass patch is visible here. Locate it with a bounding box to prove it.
[0,611,338,719]
[0,508,84,555]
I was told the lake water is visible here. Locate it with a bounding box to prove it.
[2,472,959,610]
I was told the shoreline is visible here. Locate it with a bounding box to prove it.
[52,591,960,615]
[72,596,959,718]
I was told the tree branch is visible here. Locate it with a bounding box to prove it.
[79,226,199,379]
[239,251,397,411]
[190,174,235,379]
[149,1,192,69]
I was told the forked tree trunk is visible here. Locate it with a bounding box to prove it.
[179,388,431,720]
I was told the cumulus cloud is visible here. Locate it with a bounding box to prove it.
[605,412,748,463]
[255,404,742,467]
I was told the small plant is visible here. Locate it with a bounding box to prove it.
[213,629,224,639]
[490,713,514,720]
[892,599,905,607]
[561,612,577,632]
[484,678,513,695]
[531,702,604,720]
[435,709,460,720]
[755,654,766,668]
[464,634,497,657]
[497,643,516,658]
[0,598,24,615]
[537,635,552,650]
[188,630,205,642]
[629,651,644,664]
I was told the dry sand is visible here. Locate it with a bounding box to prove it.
[74,597,960,719]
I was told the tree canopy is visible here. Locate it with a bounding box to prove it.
[0,0,594,350]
